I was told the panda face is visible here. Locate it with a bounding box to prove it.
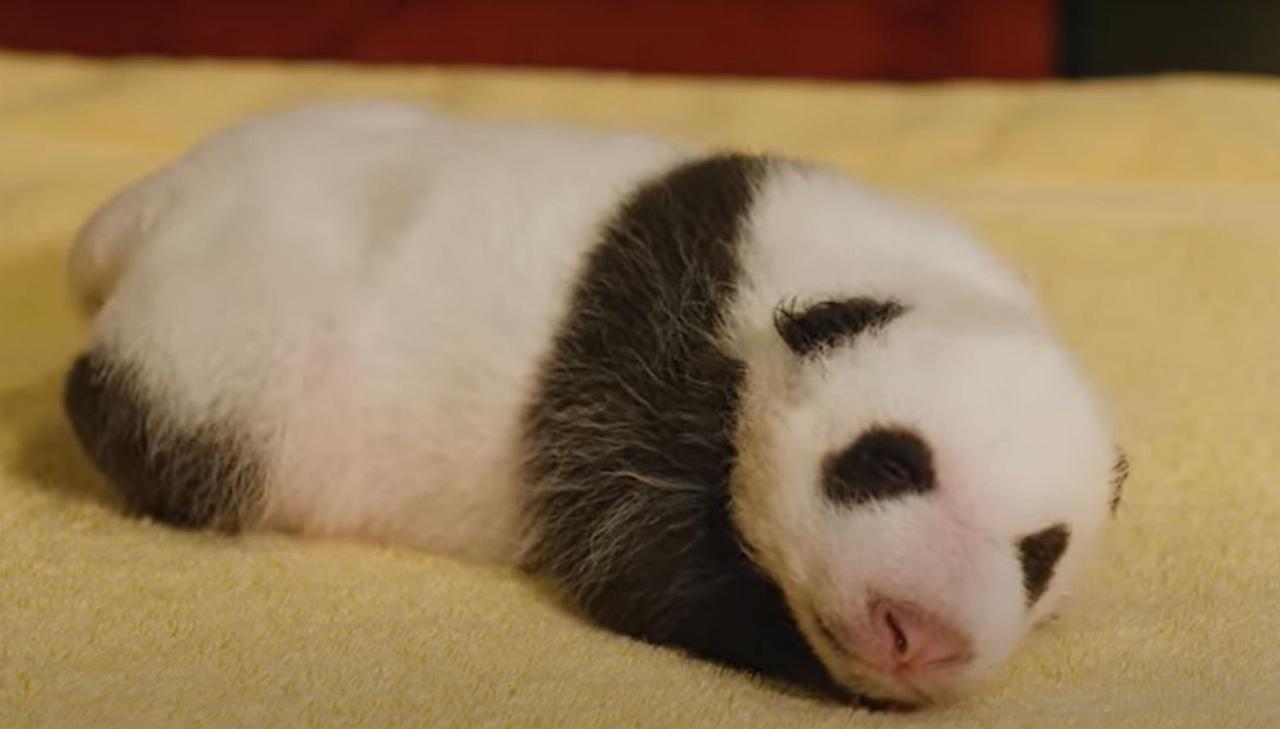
[730,296,1122,705]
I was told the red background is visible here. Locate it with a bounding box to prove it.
[0,0,1056,80]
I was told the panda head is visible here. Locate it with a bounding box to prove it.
[729,294,1126,706]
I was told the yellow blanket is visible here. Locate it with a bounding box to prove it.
[1,51,1277,728]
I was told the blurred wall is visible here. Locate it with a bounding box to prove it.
[0,0,1055,80]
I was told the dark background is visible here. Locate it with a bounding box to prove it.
[1,0,1277,80]
[1063,0,1280,77]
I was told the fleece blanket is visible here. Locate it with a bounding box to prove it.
[0,51,1277,729]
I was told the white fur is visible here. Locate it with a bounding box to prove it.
[71,103,1116,703]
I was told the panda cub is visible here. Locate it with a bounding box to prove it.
[64,103,1126,707]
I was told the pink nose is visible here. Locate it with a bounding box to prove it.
[868,599,972,674]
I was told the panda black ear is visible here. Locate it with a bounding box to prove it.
[1109,448,1130,514]
[773,297,906,356]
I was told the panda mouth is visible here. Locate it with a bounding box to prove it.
[811,611,931,707]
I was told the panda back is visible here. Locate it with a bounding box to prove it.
[66,104,689,561]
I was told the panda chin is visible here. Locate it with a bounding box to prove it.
[815,644,933,707]
[825,656,964,710]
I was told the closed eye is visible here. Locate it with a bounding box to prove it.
[774,297,906,356]
[1017,524,1070,606]
[1110,449,1130,513]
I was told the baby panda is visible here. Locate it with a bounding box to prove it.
[63,102,1126,707]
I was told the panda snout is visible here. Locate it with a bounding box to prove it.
[821,598,973,685]
[867,599,973,674]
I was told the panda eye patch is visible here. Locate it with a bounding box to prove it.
[1018,524,1070,606]
[823,426,935,506]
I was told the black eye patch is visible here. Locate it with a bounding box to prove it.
[1018,524,1070,606]
[823,427,935,506]
[774,297,906,356]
